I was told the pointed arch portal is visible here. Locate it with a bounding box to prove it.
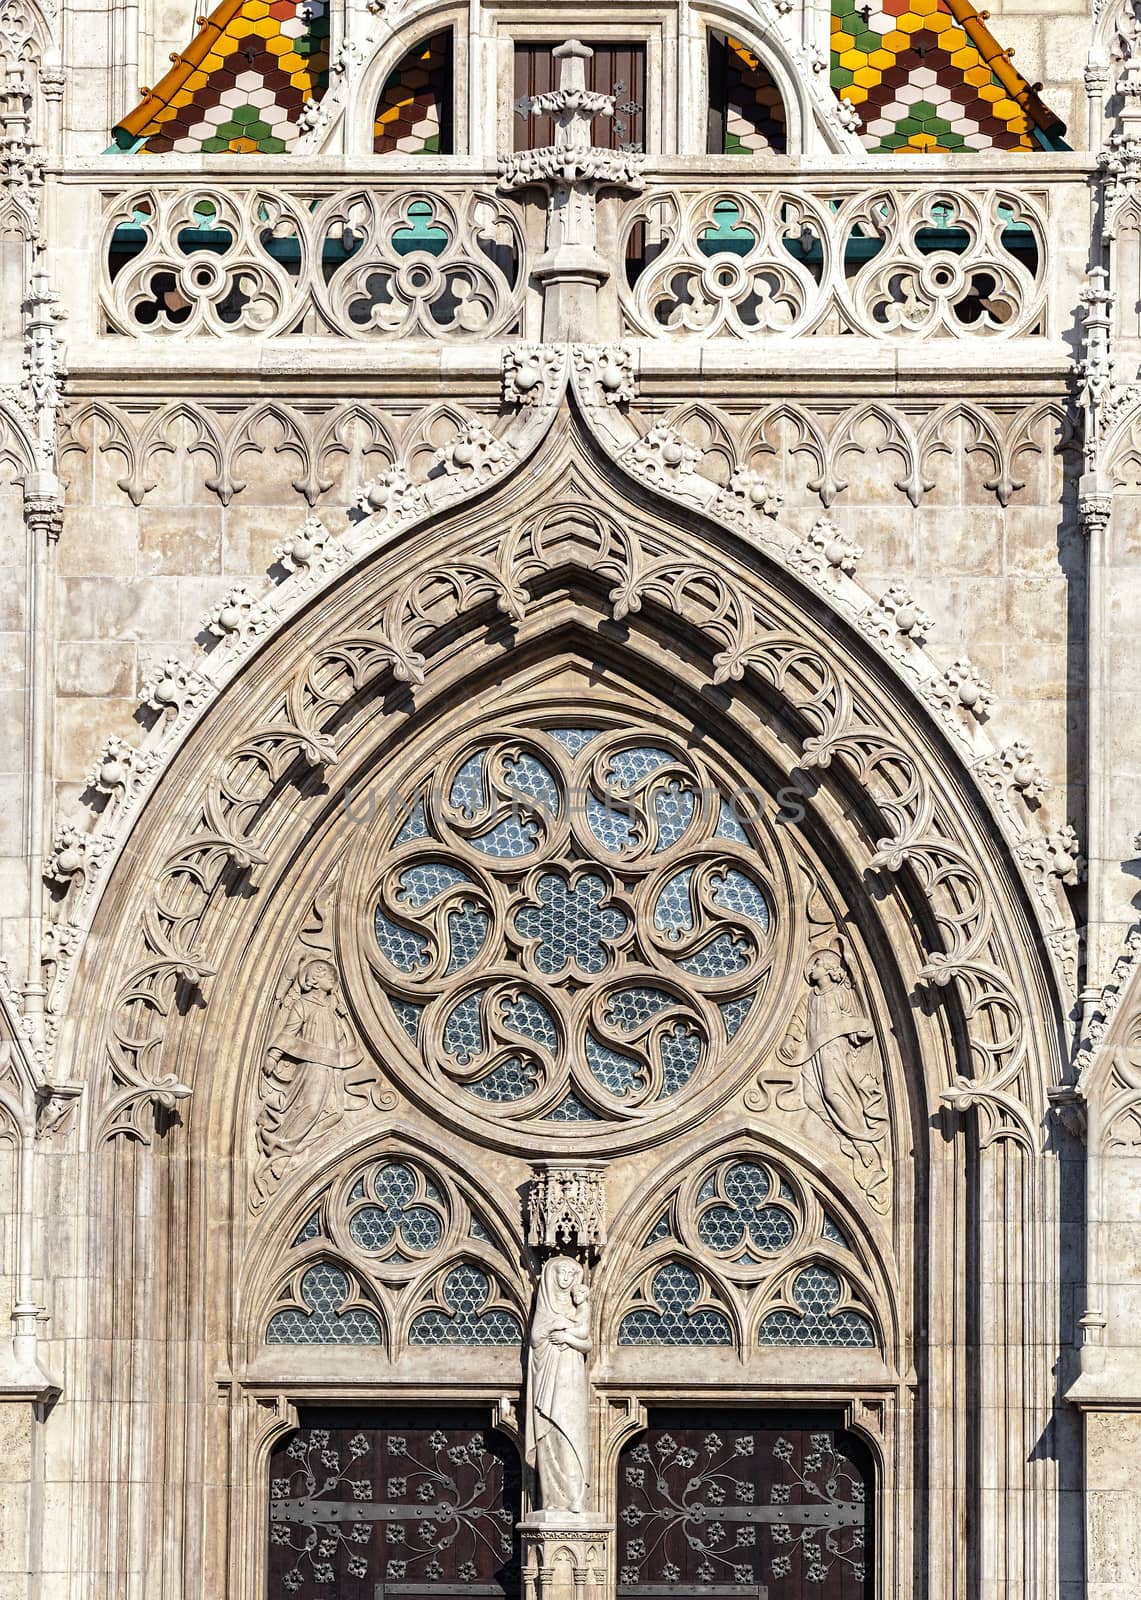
[62,408,1068,1599]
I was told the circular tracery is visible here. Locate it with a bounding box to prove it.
[355,721,788,1126]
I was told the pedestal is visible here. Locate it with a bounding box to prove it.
[518,1513,613,1600]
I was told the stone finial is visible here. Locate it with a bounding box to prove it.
[527,1161,607,1258]
[498,37,643,340]
[553,39,591,92]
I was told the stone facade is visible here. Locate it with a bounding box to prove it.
[3,0,1141,1597]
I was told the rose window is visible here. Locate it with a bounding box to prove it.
[367,726,779,1122]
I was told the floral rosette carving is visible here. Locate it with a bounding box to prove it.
[358,724,784,1123]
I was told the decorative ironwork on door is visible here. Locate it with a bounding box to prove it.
[616,1410,872,1599]
[268,1408,521,1599]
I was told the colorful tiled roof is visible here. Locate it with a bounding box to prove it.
[831,0,1066,151]
[112,0,1064,156]
[111,0,329,153]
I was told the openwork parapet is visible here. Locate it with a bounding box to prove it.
[617,179,1050,339]
[100,183,525,338]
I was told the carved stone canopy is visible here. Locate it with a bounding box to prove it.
[527,1162,607,1259]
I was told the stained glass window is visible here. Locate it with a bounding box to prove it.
[266,1264,383,1345]
[409,1265,523,1346]
[371,725,776,1122]
[759,1267,876,1348]
[618,1263,733,1346]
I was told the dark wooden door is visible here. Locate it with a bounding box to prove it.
[616,1410,873,1600]
[268,1407,521,1599]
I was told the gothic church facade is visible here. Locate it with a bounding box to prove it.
[1,0,1139,1596]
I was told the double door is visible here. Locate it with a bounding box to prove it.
[267,1407,872,1599]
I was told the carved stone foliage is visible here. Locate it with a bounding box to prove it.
[100,185,525,339]
[349,718,791,1128]
[258,1151,526,1353]
[76,442,1061,1151]
[617,183,1048,340]
[621,395,1071,511]
[607,1153,885,1354]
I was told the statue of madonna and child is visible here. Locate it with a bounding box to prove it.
[525,1255,594,1516]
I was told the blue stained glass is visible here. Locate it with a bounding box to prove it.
[397,861,470,907]
[644,1211,672,1245]
[445,904,489,973]
[822,1214,851,1249]
[449,752,486,817]
[348,1162,442,1254]
[501,751,560,814]
[723,1161,771,1210]
[375,909,431,973]
[292,1211,322,1245]
[266,1263,383,1345]
[677,932,750,979]
[618,1263,733,1346]
[514,873,627,975]
[605,986,676,1032]
[544,1090,601,1121]
[500,992,558,1051]
[395,796,429,842]
[469,1215,490,1240]
[442,993,484,1063]
[714,801,749,842]
[469,817,539,857]
[390,998,423,1041]
[711,868,770,931]
[465,1057,539,1102]
[548,727,602,755]
[653,783,696,850]
[696,1163,798,1258]
[409,1265,522,1345]
[659,1023,702,1096]
[653,869,693,939]
[585,1032,644,1097]
[586,794,640,853]
[607,747,675,790]
[759,1266,876,1347]
[719,996,754,1039]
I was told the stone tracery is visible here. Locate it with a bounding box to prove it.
[361,724,782,1121]
[608,1151,886,1354]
